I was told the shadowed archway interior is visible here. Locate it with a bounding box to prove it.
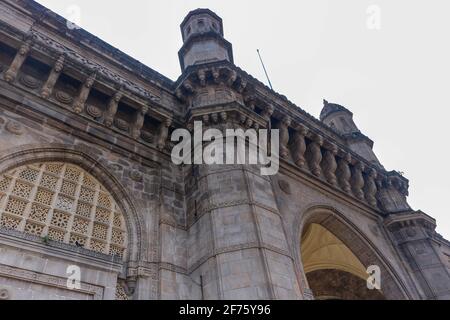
[301,223,385,300]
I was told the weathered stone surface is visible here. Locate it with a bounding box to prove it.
[0,1,448,301]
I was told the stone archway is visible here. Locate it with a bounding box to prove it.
[0,143,148,263]
[295,205,410,300]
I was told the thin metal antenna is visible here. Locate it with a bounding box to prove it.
[257,49,273,90]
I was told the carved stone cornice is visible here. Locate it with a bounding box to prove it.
[384,211,436,232]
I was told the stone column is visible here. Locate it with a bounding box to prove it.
[385,212,450,299]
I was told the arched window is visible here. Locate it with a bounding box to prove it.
[0,162,127,259]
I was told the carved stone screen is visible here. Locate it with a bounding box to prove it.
[0,162,127,258]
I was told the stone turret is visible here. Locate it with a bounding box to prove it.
[320,100,382,166]
[178,9,234,72]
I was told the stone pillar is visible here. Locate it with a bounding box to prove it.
[385,212,450,299]
[185,134,302,299]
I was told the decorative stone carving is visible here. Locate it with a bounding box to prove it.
[175,88,185,102]
[278,179,291,195]
[260,104,274,122]
[219,111,228,122]
[183,80,195,93]
[104,90,123,127]
[19,74,40,89]
[4,40,32,83]
[323,144,338,186]
[351,162,365,200]
[238,113,246,125]
[337,153,352,193]
[0,162,127,258]
[203,114,211,125]
[291,124,309,168]
[364,168,378,207]
[41,55,64,98]
[5,120,24,135]
[141,131,153,143]
[115,118,129,132]
[308,135,323,177]
[108,163,123,172]
[115,282,130,300]
[197,69,206,86]
[73,72,96,114]
[244,96,256,110]
[227,69,238,86]
[278,116,291,158]
[86,104,102,119]
[130,105,148,139]
[391,176,409,197]
[156,118,172,150]
[54,90,73,104]
[0,288,10,300]
[245,118,254,129]
[211,113,219,123]
[212,68,220,84]
[130,170,143,182]
[237,78,247,93]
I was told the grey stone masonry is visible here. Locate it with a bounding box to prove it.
[0,0,448,300]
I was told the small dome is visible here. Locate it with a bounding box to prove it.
[320,99,352,121]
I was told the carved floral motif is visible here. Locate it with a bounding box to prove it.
[130,170,143,182]
[86,104,102,119]
[5,120,24,136]
[54,91,73,104]
[19,74,40,89]
[308,135,323,177]
[0,288,10,300]
[292,125,308,168]
[115,118,129,132]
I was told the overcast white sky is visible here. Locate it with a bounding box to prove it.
[35,0,450,239]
